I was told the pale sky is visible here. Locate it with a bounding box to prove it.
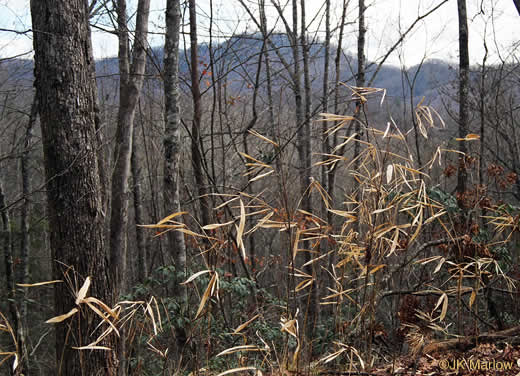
[0,0,518,66]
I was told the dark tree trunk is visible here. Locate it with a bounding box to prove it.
[132,118,148,284]
[457,0,469,206]
[164,0,187,291]
[30,0,116,374]
[110,0,151,297]
[17,96,38,375]
[189,0,211,231]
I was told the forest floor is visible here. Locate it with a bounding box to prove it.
[361,342,520,375]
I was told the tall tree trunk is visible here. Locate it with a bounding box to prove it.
[132,116,148,284]
[164,0,187,292]
[299,0,317,342]
[321,0,331,195]
[110,0,151,297]
[1,178,22,376]
[188,0,211,232]
[456,0,469,207]
[30,0,116,374]
[328,0,348,205]
[110,2,150,373]
[17,96,38,375]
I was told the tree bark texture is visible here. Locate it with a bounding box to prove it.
[189,0,211,231]
[110,0,150,296]
[30,0,116,374]
[164,0,187,291]
[456,0,469,203]
[132,120,148,284]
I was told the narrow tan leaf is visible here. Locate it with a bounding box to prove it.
[12,354,18,371]
[248,129,279,147]
[217,345,262,356]
[372,206,394,215]
[433,257,445,274]
[202,221,234,230]
[46,308,78,323]
[386,227,400,257]
[82,297,118,319]
[233,314,260,334]
[455,133,480,141]
[72,345,111,351]
[75,277,91,304]
[156,211,188,225]
[195,273,217,319]
[469,289,477,308]
[386,164,393,184]
[236,200,246,259]
[216,367,257,376]
[17,280,63,287]
[181,270,211,285]
[249,169,274,182]
[295,279,313,292]
[175,228,206,237]
[433,293,448,321]
[238,152,267,166]
[369,264,386,274]
[85,301,120,337]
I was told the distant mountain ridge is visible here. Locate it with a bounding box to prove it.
[1,33,458,101]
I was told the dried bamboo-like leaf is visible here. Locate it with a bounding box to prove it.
[72,345,111,351]
[17,280,63,287]
[369,264,386,274]
[85,301,119,337]
[216,367,257,376]
[433,293,448,321]
[195,273,217,320]
[233,314,260,334]
[249,170,274,182]
[236,200,246,259]
[181,269,212,285]
[455,133,480,141]
[216,345,262,356]
[75,276,91,304]
[469,289,477,308]
[386,164,393,184]
[320,347,347,363]
[12,354,18,372]
[294,279,313,292]
[202,221,234,230]
[46,308,78,323]
[156,211,188,225]
[433,257,445,274]
[248,129,279,147]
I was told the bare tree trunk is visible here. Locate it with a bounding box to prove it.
[456,0,469,207]
[132,117,148,284]
[299,0,317,343]
[164,0,187,292]
[188,0,211,231]
[321,0,331,194]
[110,0,151,296]
[329,0,349,204]
[17,96,38,375]
[30,0,116,373]
[1,178,22,376]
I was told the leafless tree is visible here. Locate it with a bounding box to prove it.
[30,0,116,373]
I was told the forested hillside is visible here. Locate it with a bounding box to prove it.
[1,0,520,375]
